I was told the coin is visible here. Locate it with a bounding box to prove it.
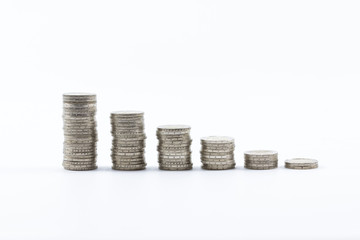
[202,163,235,170]
[159,163,193,171]
[201,136,234,143]
[112,163,147,171]
[285,158,318,169]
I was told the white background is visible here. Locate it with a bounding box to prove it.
[0,0,360,239]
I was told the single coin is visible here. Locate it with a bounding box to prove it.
[63,165,97,171]
[244,150,278,156]
[201,136,234,143]
[202,164,235,170]
[157,124,190,130]
[111,110,144,115]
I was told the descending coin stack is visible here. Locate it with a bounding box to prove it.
[285,158,318,169]
[157,125,192,170]
[63,93,97,171]
[200,136,236,170]
[244,150,278,170]
[111,111,147,170]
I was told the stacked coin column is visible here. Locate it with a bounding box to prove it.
[111,111,147,170]
[200,136,236,170]
[285,158,318,170]
[244,150,278,170]
[62,93,97,171]
[157,125,192,170]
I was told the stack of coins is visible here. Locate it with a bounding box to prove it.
[285,158,318,169]
[62,93,97,171]
[111,111,147,170]
[244,150,278,170]
[200,136,236,170]
[157,125,192,170]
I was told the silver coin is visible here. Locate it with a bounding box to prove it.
[158,160,192,165]
[202,163,235,170]
[201,150,234,155]
[157,124,190,130]
[63,160,96,166]
[157,147,191,153]
[285,158,318,169]
[158,151,192,156]
[63,165,97,171]
[157,135,191,141]
[159,164,192,171]
[201,143,235,148]
[111,110,143,115]
[201,136,234,143]
[201,154,234,159]
[112,160,146,165]
[285,158,317,165]
[63,93,96,102]
[112,163,146,170]
[159,156,191,161]
[244,150,278,156]
[245,165,277,170]
[111,148,144,154]
[245,159,278,164]
[111,151,144,156]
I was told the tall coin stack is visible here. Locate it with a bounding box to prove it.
[244,150,278,170]
[200,136,236,170]
[111,111,147,170]
[63,93,97,171]
[157,125,192,170]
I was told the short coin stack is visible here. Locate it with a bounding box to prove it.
[200,136,236,170]
[63,93,97,171]
[111,111,147,170]
[244,150,278,170]
[157,125,192,170]
[285,158,318,169]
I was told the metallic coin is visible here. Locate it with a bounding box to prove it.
[159,163,193,171]
[159,153,191,159]
[111,110,144,115]
[158,151,192,156]
[63,165,97,171]
[63,160,96,166]
[157,135,192,141]
[201,143,234,148]
[111,156,145,161]
[244,150,278,156]
[245,165,277,170]
[159,159,191,164]
[202,163,236,170]
[63,93,96,101]
[111,151,144,157]
[201,136,234,143]
[112,160,146,165]
[285,158,318,169]
[201,151,234,156]
[111,148,144,154]
[201,154,234,159]
[201,159,235,164]
[112,163,147,171]
[157,124,190,130]
[157,146,191,152]
[244,159,278,164]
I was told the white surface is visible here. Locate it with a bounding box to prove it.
[1,0,360,239]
